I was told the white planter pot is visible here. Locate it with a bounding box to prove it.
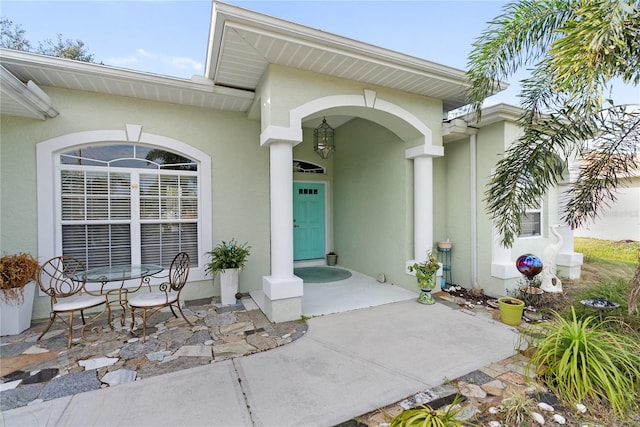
[1,280,36,336]
[219,268,239,305]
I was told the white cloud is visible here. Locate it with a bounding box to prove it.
[172,56,203,72]
[136,48,154,58]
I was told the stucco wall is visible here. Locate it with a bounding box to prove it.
[574,177,640,241]
[1,87,269,320]
[262,65,444,141]
[333,118,416,290]
[442,138,472,287]
[468,121,566,297]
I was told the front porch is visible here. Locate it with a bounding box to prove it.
[251,264,418,318]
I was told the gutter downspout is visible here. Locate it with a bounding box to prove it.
[470,133,479,288]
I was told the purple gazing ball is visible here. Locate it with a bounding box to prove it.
[516,254,543,279]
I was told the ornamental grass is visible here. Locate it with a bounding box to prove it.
[390,395,465,427]
[525,307,640,418]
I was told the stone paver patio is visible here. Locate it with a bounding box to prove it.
[0,297,306,412]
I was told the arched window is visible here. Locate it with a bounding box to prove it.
[59,144,198,268]
[293,159,325,174]
[37,128,211,282]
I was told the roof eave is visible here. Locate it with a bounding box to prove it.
[0,65,59,120]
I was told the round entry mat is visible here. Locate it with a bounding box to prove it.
[294,267,352,283]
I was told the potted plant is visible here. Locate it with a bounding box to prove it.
[409,251,440,305]
[326,252,338,266]
[497,296,525,326]
[1,252,40,335]
[205,239,251,305]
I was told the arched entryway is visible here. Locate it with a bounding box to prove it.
[257,90,442,322]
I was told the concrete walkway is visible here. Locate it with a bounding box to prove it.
[0,300,518,427]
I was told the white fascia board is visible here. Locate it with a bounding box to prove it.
[447,103,525,128]
[209,2,486,93]
[0,48,254,101]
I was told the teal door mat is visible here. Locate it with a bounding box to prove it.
[294,267,352,283]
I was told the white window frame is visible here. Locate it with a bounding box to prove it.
[37,126,211,290]
[518,202,543,238]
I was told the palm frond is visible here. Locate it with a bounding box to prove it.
[563,106,640,228]
[467,0,576,119]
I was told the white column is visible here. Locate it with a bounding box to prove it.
[405,144,443,273]
[269,141,294,278]
[260,139,303,322]
[413,155,433,262]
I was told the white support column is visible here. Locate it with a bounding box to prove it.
[413,155,434,261]
[260,139,303,322]
[269,141,294,278]
[405,144,443,275]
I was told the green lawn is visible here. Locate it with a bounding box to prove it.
[565,238,639,332]
[574,237,640,265]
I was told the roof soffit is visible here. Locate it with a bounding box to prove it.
[0,48,255,116]
[207,2,491,112]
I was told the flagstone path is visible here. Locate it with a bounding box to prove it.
[0,297,306,411]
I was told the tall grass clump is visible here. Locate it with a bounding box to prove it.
[390,395,465,427]
[525,308,640,417]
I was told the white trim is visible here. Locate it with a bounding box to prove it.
[518,202,543,239]
[374,98,432,144]
[260,125,303,147]
[405,144,444,159]
[36,126,212,282]
[290,94,365,125]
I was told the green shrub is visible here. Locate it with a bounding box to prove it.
[525,308,640,417]
[566,279,640,333]
[495,391,536,427]
[204,239,251,276]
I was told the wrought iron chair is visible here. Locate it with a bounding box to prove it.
[128,252,192,341]
[36,256,111,348]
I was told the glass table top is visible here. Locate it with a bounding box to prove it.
[76,264,164,283]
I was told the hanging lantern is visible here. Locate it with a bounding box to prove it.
[313,117,335,159]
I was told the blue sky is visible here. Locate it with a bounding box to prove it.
[2,0,638,107]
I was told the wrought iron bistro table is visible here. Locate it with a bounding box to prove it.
[75,264,164,326]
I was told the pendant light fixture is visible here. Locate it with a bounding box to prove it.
[313,117,335,159]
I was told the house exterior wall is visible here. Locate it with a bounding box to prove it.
[454,120,568,297]
[442,138,472,287]
[475,122,506,296]
[574,176,640,241]
[332,118,417,290]
[2,63,450,322]
[261,65,445,294]
[261,65,443,144]
[1,86,270,320]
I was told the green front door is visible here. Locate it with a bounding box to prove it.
[293,182,325,260]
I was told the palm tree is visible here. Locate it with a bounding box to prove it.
[466,0,640,248]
